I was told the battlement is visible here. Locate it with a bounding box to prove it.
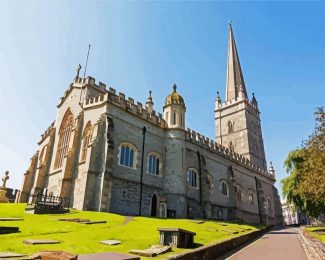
[80,78,167,128]
[216,96,258,112]
[73,76,107,92]
[106,87,167,128]
[185,128,274,179]
[38,121,55,145]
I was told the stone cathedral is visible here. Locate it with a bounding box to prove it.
[19,24,282,225]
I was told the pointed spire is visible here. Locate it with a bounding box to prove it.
[226,22,248,101]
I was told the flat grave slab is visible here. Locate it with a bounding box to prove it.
[191,220,205,224]
[79,252,140,260]
[57,218,107,224]
[0,218,24,221]
[82,220,107,224]
[30,250,77,260]
[0,226,19,234]
[129,245,171,257]
[100,240,121,245]
[23,239,60,245]
[0,252,26,258]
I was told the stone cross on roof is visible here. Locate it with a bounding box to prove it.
[2,171,9,188]
[76,64,82,78]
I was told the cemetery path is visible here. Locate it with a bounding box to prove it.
[121,216,134,225]
[226,226,307,260]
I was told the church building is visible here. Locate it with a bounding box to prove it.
[19,24,283,225]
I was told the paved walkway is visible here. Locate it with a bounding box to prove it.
[227,227,308,260]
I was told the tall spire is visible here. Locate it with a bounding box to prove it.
[225,22,248,101]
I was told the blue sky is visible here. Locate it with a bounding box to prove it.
[0,1,324,199]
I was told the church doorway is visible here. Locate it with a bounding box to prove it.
[151,194,158,217]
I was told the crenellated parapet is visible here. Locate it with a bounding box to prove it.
[80,78,168,128]
[38,121,55,145]
[106,87,167,128]
[185,128,274,179]
[217,97,259,113]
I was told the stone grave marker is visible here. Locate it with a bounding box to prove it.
[100,240,121,245]
[158,227,196,248]
[0,252,26,258]
[23,239,60,245]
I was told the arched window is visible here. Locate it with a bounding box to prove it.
[173,111,177,125]
[54,109,74,169]
[187,168,198,188]
[180,114,184,126]
[80,121,93,162]
[248,189,254,204]
[228,121,234,133]
[119,143,137,168]
[147,153,161,176]
[220,180,229,197]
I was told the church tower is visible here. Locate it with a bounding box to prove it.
[215,23,267,171]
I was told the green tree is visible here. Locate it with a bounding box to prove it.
[282,107,325,218]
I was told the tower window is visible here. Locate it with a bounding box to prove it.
[228,121,234,133]
[220,180,229,197]
[187,168,198,188]
[148,153,161,176]
[180,114,183,126]
[173,111,177,125]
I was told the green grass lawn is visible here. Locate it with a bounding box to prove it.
[305,227,325,244]
[0,204,263,259]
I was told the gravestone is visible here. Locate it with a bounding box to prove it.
[100,240,121,245]
[158,227,196,248]
[23,239,60,245]
[0,171,9,203]
[30,251,77,260]
[0,218,23,221]
[79,252,140,260]
[129,245,171,257]
[0,252,26,258]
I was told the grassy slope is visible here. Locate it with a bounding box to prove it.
[306,227,325,243]
[0,204,262,259]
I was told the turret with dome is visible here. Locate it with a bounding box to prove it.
[163,84,186,129]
